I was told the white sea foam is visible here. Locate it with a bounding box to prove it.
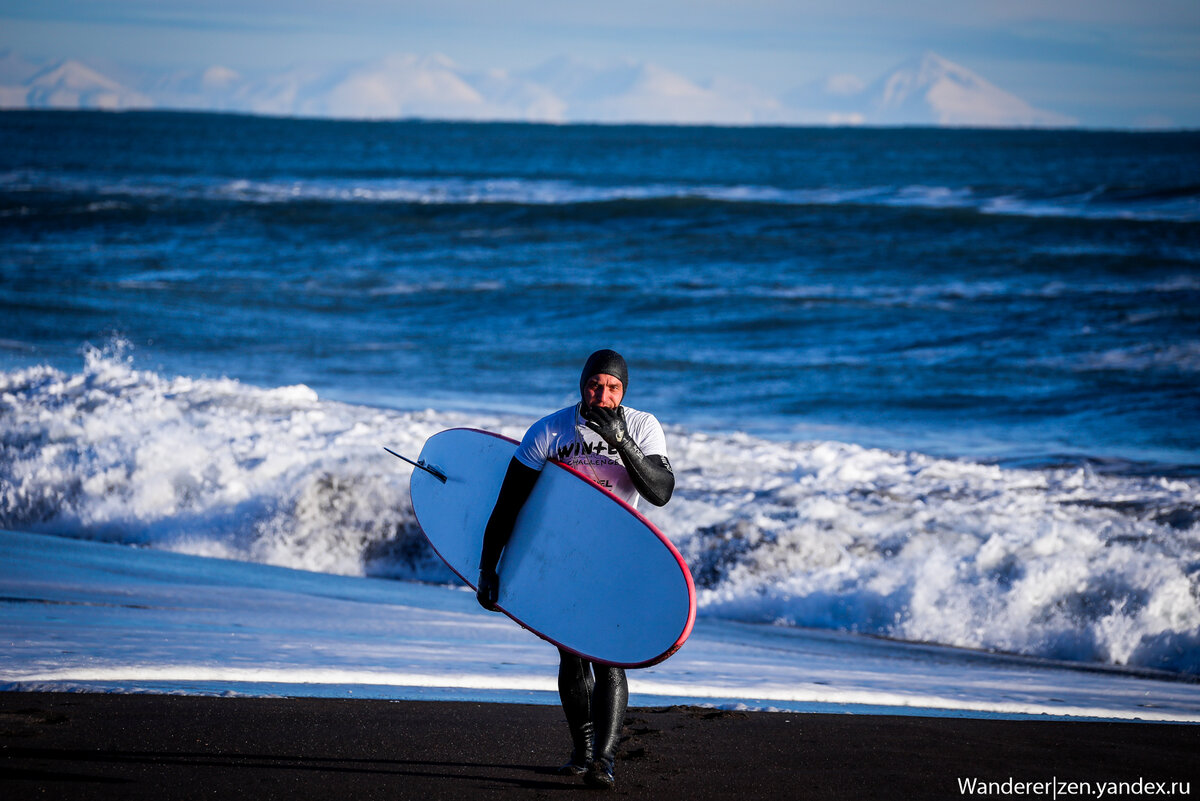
[1,347,1198,673]
[6,529,1199,719]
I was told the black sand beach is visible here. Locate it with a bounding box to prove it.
[2,693,1197,800]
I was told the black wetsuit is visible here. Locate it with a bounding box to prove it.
[477,402,674,783]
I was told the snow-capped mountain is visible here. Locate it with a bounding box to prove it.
[143,65,245,113]
[290,54,486,120]
[7,59,151,111]
[862,52,1075,127]
[788,52,1075,128]
[519,56,787,124]
[0,49,1075,128]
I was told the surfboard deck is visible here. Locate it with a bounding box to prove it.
[406,427,695,668]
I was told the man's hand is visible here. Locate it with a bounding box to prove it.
[585,404,675,507]
[477,568,500,611]
[583,405,627,449]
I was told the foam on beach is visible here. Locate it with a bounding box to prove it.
[4,529,1200,721]
[2,346,1198,674]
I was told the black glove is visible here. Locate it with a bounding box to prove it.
[584,403,675,507]
[477,568,500,611]
[583,404,628,449]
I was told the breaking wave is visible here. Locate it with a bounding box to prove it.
[2,345,1198,673]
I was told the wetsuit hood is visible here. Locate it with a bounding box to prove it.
[579,349,628,397]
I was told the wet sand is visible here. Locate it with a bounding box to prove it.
[2,692,1197,800]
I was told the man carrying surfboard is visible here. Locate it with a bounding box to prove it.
[476,349,675,790]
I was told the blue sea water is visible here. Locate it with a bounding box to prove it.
[2,111,1199,673]
[3,111,1198,469]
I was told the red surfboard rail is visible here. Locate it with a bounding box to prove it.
[404,427,696,668]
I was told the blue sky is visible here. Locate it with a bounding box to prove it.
[2,0,1198,127]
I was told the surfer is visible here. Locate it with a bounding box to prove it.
[476,348,675,790]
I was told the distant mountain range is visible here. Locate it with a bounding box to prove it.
[0,49,1076,128]
[0,56,152,111]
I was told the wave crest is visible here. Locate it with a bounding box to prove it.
[2,347,1198,673]
[5,169,1199,222]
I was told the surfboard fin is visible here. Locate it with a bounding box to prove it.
[384,447,447,483]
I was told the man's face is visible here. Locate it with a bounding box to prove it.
[582,373,624,410]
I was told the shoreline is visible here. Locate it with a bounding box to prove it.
[3,692,1198,800]
[5,682,1199,725]
[5,526,1200,725]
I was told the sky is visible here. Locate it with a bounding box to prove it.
[1,0,1199,127]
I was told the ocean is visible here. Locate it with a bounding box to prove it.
[1,111,1198,686]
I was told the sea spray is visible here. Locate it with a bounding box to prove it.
[2,348,1198,673]
[659,433,1200,673]
[0,342,471,580]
